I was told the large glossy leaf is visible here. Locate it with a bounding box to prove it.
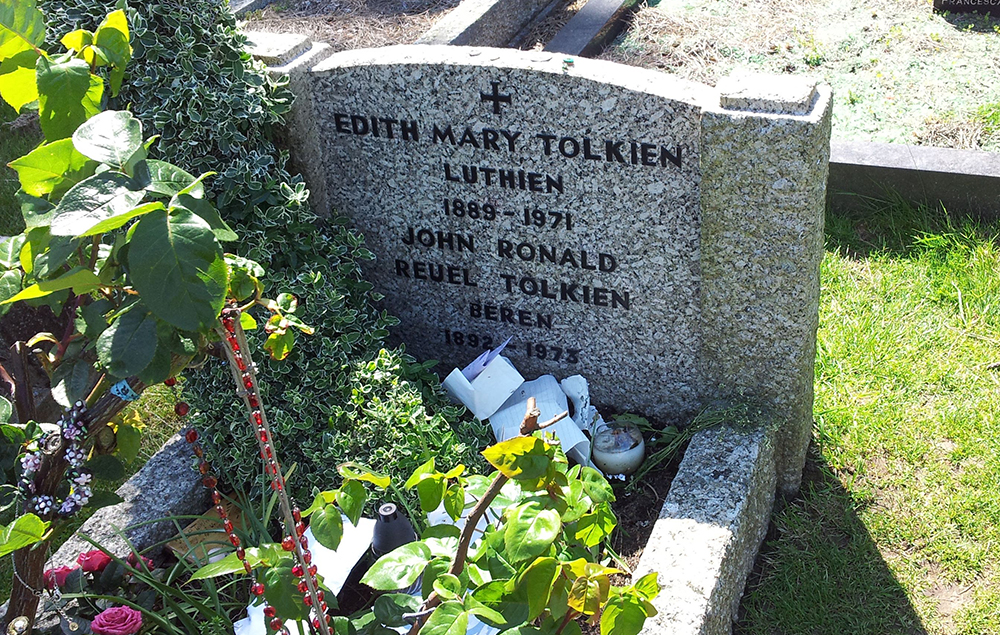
[503,502,561,563]
[0,235,25,268]
[516,557,560,620]
[422,601,468,635]
[0,397,10,424]
[2,268,100,305]
[168,193,236,242]
[361,541,431,590]
[35,54,93,140]
[482,437,553,480]
[128,210,226,332]
[0,271,20,312]
[0,0,44,57]
[336,479,366,527]
[0,514,49,558]
[73,111,142,168]
[144,160,200,198]
[600,594,646,635]
[311,505,344,551]
[373,593,421,628]
[96,305,157,378]
[77,201,163,238]
[51,357,91,408]
[264,562,310,620]
[0,49,39,113]
[49,172,145,237]
[574,503,617,548]
[337,462,391,489]
[0,0,43,111]
[93,10,131,95]
[9,138,97,198]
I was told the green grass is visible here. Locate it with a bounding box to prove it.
[737,197,1000,634]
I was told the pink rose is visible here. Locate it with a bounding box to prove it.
[76,549,113,573]
[90,606,143,635]
[126,552,154,571]
[43,565,79,589]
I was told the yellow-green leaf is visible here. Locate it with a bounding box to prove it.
[2,268,100,304]
[60,29,93,52]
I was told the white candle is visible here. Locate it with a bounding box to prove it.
[591,422,645,476]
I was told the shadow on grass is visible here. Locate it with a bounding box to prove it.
[735,444,927,635]
[824,193,999,260]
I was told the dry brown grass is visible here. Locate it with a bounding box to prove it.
[243,0,461,51]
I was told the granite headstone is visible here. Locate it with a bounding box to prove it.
[271,44,832,494]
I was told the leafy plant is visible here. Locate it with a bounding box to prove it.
[197,400,660,635]
[39,0,490,506]
[0,2,305,628]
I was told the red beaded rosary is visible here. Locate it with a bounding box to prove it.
[176,304,333,635]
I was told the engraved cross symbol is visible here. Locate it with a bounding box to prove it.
[481,81,512,114]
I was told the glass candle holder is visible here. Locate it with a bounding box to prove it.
[591,420,645,476]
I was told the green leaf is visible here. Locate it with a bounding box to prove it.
[416,475,446,514]
[96,305,157,378]
[72,110,142,168]
[516,557,560,620]
[115,422,142,464]
[60,29,93,52]
[85,454,126,480]
[9,138,98,199]
[482,437,554,480]
[276,292,297,313]
[168,193,236,242]
[503,502,561,563]
[239,312,256,330]
[263,329,294,361]
[129,209,227,332]
[0,397,11,424]
[301,490,336,518]
[0,235,25,268]
[373,593,421,628]
[336,479,366,526]
[35,54,93,140]
[50,358,91,408]
[632,572,659,601]
[422,602,468,635]
[464,596,506,626]
[77,298,111,339]
[432,573,462,600]
[0,271,20,312]
[361,541,431,590]
[0,49,39,113]
[0,0,44,59]
[580,467,615,504]
[311,504,344,551]
[264,562,310,620]
[404,458,435,489]
[2,268,101,305]
[93,10,131,92]
[190,552,247,581]
[472,580,530,627]
[600,594,647,635]
[143,160,200,198]
[0,514,49,558]
[49,172,145,237]
[338,462,391,489]
[137,321,175,385]
[0,424,25,472]
[574,503,617,548]
[443,483,465,521]
[77,201,163,238]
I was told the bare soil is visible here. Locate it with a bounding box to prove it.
[600,0,1000,151]
[242,0,462,52]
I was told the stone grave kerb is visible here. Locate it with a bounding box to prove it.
[258,42,831,496]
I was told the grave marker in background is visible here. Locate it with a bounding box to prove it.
[282,45,831,494]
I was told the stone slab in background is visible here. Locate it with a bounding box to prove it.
[417,0,553,46]
[48,433,209,567]
[933,0,1000,16]
[543,0,640,57]
[634,423,777,635]
[828,140,1000,219]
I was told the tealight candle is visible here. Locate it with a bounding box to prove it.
[591,421,645,476]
